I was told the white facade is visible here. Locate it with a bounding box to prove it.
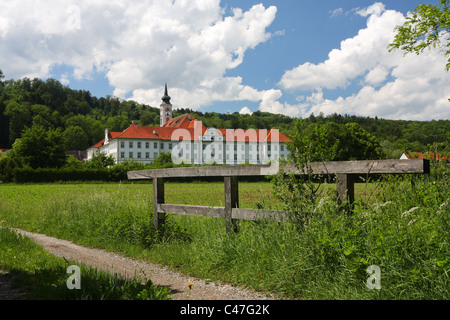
[87,136,290,165]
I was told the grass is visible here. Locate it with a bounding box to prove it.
[0,174,448,300]
[0,227,171,300]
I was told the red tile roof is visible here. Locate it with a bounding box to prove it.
[89,114,291,148]
[404,152,450,162]
[89,132,121,148]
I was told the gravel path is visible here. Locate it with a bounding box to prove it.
[7,229,275,300]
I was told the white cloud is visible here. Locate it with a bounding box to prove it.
[0,0,277,109]
[355,2,386,17]
[279,9,405,91]
[330,8,343,18]
[273,3,450,120]
[239,106,253,115]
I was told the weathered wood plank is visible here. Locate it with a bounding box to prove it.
[157,204,289,223]
[232,208,289,222]
[157,204,225,218]
[153,178,165,230]
[128,164,272,179]
[224,176,239,233]
[281,159,430,175]
[336,173,355,205]
[127,159,430,179]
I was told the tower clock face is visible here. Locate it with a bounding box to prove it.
[166,108,170,112]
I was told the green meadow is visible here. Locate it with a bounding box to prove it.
[0,174,448,300]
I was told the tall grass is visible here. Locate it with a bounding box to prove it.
[0,227,171,300]
[0,173,448,299]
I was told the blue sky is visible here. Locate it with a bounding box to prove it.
[1,0,448,120]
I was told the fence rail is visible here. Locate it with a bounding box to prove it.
[127,159,430,233]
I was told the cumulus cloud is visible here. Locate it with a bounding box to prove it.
[273,3,450,120]
[239,106,253,115]
[0,0,277,109]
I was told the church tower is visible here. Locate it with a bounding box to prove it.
[160,83,172,127]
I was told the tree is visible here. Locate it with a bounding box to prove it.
[12,125,67,169]
[83,153,115,168]
[63,126,89,150]
[0,156,19,182]
[4,100,32,144]
[288,120,384,163]
[389,0,450,70]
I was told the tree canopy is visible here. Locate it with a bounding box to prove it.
[0,70,448,170]
[389,0,450,70]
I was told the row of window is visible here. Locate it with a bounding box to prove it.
[120,140,285,152]
[121,152,156,159]
[121,141,174,150]
[121,151,287,161]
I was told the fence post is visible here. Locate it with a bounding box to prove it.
[224,176,239,233]
[153,178,165,230]
[336,173,355,209]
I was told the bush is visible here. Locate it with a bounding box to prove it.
[13,167,116,183]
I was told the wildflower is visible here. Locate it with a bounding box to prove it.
[187,282,193,299]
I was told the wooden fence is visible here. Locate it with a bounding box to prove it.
[127,159,430,233]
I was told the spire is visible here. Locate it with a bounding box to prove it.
[161,83,171,105]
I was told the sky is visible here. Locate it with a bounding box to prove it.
[0,0,449,121]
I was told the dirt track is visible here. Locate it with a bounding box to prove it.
[6,229,275,300]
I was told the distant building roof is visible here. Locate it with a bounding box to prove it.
[401,152,450,162]
[88,113,291,149]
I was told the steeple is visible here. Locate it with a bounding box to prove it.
[160,83,173,127]
[161,83,171,105]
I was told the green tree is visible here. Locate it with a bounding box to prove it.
[63,126,89,150]
[288,120,384,163]
[83,153,116,168]
[389,0,450,70]
[0,156,20,182]
[12,125,67,169]
[4,100,32,144]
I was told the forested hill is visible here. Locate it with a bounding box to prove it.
[0,75,449,157]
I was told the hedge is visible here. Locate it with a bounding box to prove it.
[12,167,128,183]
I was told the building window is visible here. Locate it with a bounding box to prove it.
[120,141,125,148]
[154,152,158,159]
[121,152,125,158]
[146,142,150,149]
[137,142,141,148]
[154,142,158,149]
[137,152,141,159]
[160,143,164,149]
[146,152,150,159]
[129,142,133,148]
[281,145,284,151]
[129,152,133,159]
[169,143,172,150]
